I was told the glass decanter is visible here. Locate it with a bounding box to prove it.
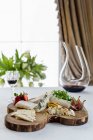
[59,42,90,92]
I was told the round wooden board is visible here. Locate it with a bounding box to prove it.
[7,103,88,126]
[7,103,17,113]
[5,112,48,132]
[48,107,88,126]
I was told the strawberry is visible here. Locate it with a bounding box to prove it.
[23,94,28,101]
[14,96,21,105]
[14,92,28,105]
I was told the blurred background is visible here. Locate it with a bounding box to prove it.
[0,0,59,87]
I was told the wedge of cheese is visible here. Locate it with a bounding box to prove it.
[35,93,50,112]
[50,96,71,108]
[15,101,38,110]
[11,109,36,122]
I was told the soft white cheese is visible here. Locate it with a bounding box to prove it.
[15,101,38,110]
[11,109,36,122]
[50,95,71,108]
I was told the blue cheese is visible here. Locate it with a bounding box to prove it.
[35,93,50,112]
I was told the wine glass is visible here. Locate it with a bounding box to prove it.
[6,71,19,95]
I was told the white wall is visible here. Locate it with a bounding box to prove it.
[0,0,59,87]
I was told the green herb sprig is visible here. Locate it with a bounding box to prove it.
[52,90,72,101]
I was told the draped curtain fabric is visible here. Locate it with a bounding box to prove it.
[55,0,93,84]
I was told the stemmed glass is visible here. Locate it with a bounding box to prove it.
[6,71,19,95]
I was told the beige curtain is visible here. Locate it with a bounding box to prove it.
[55,0,93,84]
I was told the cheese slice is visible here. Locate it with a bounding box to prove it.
[11,109,36,122]
[50,96,71,108]
[15,101,38,110]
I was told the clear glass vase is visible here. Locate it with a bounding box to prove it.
[59,42,90,92]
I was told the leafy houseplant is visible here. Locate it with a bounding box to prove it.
[0,50,47,87]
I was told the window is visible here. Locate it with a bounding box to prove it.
[0,0,59,87]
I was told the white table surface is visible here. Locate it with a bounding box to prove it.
[0,86,93,140]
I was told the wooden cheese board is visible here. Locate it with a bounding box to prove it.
[5,90,89,132]
[5,102,88,132]
[5,111,48,132]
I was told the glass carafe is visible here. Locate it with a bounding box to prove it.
[59,42,90,92]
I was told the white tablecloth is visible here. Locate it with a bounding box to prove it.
[0,87,93,140]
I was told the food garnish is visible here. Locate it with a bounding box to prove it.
[71,96,86,111]
[14,92,28,105]
[52,90,72,101]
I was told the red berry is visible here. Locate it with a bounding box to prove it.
[14,96,21,105]
[14,92,28,105]
[23,95,28,101]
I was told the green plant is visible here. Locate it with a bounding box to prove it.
[0,50,47,87]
